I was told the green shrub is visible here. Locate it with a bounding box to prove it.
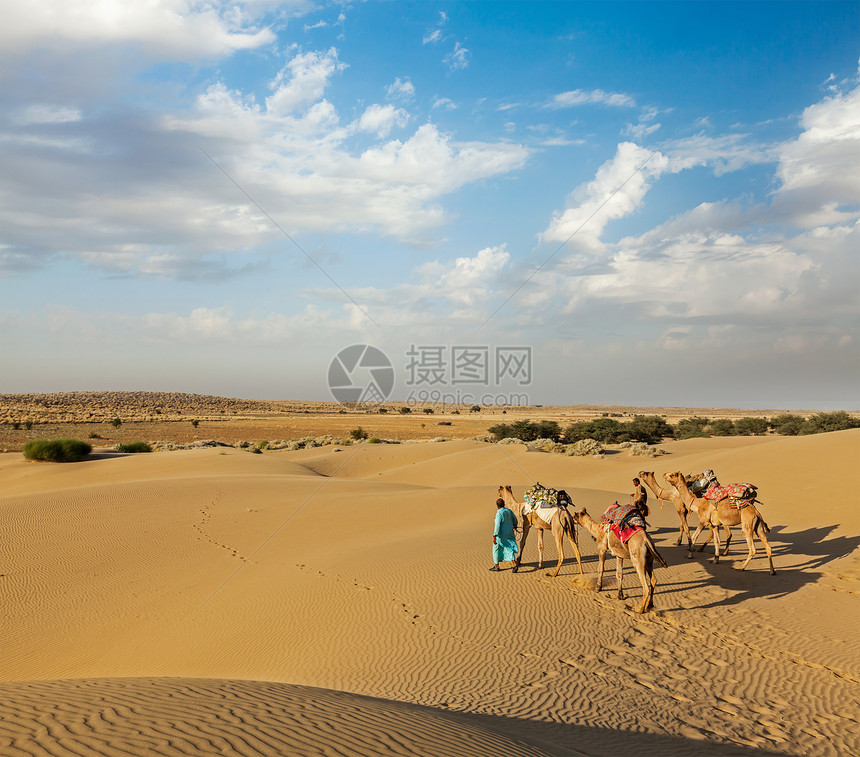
[350,427,369,441]
[675,416,710,438]
[625,415,674,444]
[707,419,736,436]
[24,439,92,462]
[24,420,33,430]
[733,417,769,436]
[770,414,805,435]
[258,440,269,449]
[423,407,434,414]
[399,407,412,414]
[368,437,381,444]
[800,411,860,434]
[117,441,152,453]
[11,421,21,430]
[111,418,122,428]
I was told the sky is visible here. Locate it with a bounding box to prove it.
[1,1,858,410]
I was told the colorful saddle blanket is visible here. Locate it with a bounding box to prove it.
[704,482,757,503]
[524,483,559,509]
[599,503,647,536]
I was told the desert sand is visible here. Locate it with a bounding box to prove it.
[2,428,859,756]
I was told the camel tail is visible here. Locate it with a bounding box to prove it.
[754,513,771,535]
[645,534,668,568]
[561,509,578,546]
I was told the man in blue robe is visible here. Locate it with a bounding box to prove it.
[491,497,519,572]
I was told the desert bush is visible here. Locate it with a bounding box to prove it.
[708,419,736,436]
[399,407,412,414]
[627,442,664,457]
[116,441,152,453]
[378,407,388,414]
[89,433,103,439]
[111,418,122,428]
[470,405,481,412]
[566,438,604,456]
[733,417,769,436]
[258,440,269,449]
[24,438,92,462]
[191,419,200,428]
[801,411,859,434]
[24,420,33,430]
[350,427,369,440]
[770,413,805,435]
[11,421,21,430]
[497,437,524,445]
[422,407,434,414]
[527,437,566,453]
[368,437,381,444]
[675,416,710,438]
[625,415,674,444]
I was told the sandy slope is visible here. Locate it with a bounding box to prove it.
[1,431,859,756]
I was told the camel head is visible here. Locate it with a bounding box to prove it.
[573,507,589,525]
[639,471,653,479]
[665,471,683,485]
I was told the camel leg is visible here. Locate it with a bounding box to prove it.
[631,549,652,614]
[515,520,529,567]
[550,525,565,578]
[753,516,776,576]
[615,557,625,600]
[677,505,692,548]
[596,549,606,592]
[722,524,733,555]
[688,521,708,558]
[737,523,756,571]
[564,526,584,576]
[537,528,544,569]
[711,523,722,564]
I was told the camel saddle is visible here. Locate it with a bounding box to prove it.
[704,482,757,508]
[524,483,559,510]
[686,469,718,496]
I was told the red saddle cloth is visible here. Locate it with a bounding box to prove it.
[610,524,644,543]
[704,482,757,502]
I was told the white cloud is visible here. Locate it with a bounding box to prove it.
[444,43,470,71]
[541,142,670,249]
[354,104,409,137]
[549,89,636,109]
[386,77,415,100]
[432,97,457,111]
[266,48,346,117]
[423,29,442,45]
[14,104,82,125]
[0,0,276,59]
[771,81,860,227]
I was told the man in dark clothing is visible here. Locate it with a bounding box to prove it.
[631,477,649,518]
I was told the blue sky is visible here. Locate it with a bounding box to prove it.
[1,1,858,409]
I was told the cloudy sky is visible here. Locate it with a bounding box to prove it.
[1,1,858,409]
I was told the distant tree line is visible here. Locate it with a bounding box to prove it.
[487,411,859,444]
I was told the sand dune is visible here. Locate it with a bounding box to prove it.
[2,431,859,755]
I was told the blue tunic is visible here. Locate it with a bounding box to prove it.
[493,507,519,563]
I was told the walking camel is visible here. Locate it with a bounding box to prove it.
[665,472,776,574]
[572,507,668,614]
[661,472,731,556]
[497,485,584,578]
[638,471,692,548]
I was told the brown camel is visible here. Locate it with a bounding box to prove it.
[665,472,775,574]
[638,470,692,548]
[661,472,731,556]
[573,507,668,614]
[498,485,584,578]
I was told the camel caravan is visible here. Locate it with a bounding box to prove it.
[497,469,775,614]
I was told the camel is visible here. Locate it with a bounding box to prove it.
[497,485,584,578]
[638,471,692,548]
[661,472,731,556]
[665,472,775,574]
[573,507,668,614]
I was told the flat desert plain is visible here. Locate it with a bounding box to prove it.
[2,427,859,756]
